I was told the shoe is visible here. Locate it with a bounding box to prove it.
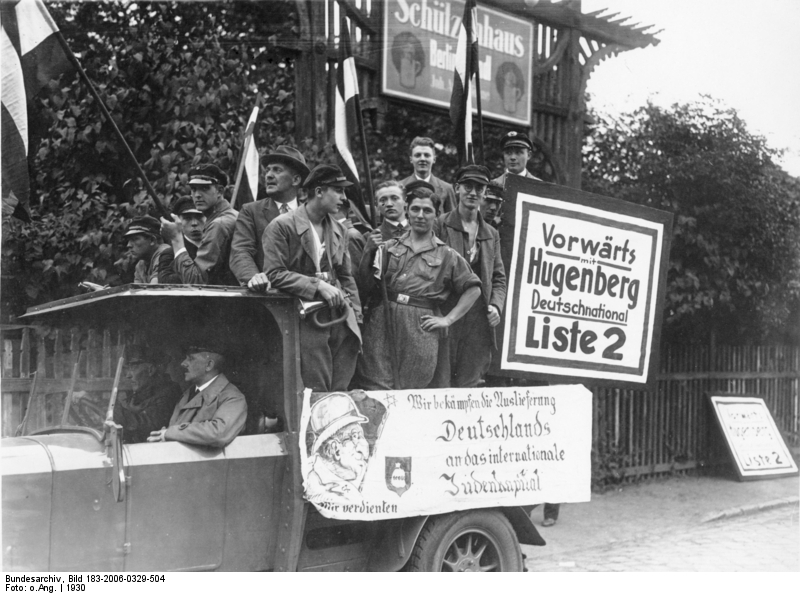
[542,518,556,527]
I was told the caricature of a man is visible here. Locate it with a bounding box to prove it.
[306,393,371,505]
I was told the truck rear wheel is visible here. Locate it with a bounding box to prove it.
[406,510,523,572]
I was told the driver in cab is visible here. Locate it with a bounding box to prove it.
[147,344,247,448]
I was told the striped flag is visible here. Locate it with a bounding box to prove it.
[450,0,478,166]
[231,105,259,209]
[1,0,73,221]
[333,15,369,223]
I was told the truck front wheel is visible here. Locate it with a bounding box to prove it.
[406,510,523,572]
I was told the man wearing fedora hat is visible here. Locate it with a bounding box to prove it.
[305,392,371,505]
[147,343,247,448]
[230,146,310,290]
[436,165,507,388]
[262,164,363,393]
[492,131,542,186]
[160,163,238,285]
[125,215,180,284]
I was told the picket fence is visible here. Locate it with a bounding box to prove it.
[2,326,799,482]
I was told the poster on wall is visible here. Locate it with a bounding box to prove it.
[382,0,534,126]
[709,395,799,481]
[300,385,592,521]
[498,176,673,388]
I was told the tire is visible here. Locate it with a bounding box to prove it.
[406,510,523,572]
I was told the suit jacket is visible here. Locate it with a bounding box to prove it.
[174,198,238,285]
[435,210,507,346]
[229,198,281,285]
[262,205,363,340]
[399,173,456,213]
[165,374,247,448]
[492,169,541,186]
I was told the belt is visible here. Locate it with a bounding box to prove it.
[387,291,438,310]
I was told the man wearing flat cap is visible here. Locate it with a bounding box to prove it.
[160,163,238,285]
[436,165,507,388]
[125,215,180,284]
[482,181,504,229]
[172,196,206,261]
[305,392,371,505]
[492,131,542,186]
[230,146,310,291]
[147,343,247,448]
[262,164,363,393]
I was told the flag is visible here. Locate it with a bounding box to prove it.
[1,0,73,221]
[333,15,370,223]
[450,0,478,166]
[231,105,259,209]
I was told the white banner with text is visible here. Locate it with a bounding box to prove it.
[300,385,592,521]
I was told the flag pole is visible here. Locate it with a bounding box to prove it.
[473,3,485,165]
[230,95,261,210]
[341,15,376,228]
[50,30,169,219]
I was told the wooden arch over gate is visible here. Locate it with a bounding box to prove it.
[287,0,660,190]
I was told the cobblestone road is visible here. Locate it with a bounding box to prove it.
[525,505,799,572]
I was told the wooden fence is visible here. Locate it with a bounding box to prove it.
[593,344,800,482]
[3,326,799,482]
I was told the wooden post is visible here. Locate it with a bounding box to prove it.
[294,0,329,144]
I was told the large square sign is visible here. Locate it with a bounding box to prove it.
[500,176,673,387]
[382,0,534,126]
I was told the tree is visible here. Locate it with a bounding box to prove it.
[583,98,800,344]
[2,1,303,319]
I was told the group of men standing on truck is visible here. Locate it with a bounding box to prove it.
[122,131,539,395]
[118,131,548,449]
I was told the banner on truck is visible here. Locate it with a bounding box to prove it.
[300,385,592,521]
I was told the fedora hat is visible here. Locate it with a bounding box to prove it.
[262,145,310,178]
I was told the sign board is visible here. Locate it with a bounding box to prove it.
[300,385,592,521]
[382,0,534,126]
[497,177,673,388]
[709,395,799,481]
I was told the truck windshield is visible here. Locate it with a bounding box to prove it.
[20,381,116,436]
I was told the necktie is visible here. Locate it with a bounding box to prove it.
[280,203,289,214]
[190,386,198,400]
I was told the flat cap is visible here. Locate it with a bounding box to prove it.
[500,130,533,151]
[485,181,504,201]
[303,164,354,189]
[188,163,228,187]
[404,179,436,200]
[124,215,161,238]
[455,164,491,185]
[172,196,203,217]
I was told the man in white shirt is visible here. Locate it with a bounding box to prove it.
[399,136,456,213]
[492,131,541,186]
[229,145,310,290]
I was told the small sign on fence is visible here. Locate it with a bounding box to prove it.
[709,394,799,481]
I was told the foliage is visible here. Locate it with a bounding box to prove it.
[583,99,800,344]
[2,0,300,319]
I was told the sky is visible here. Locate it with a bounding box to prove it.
[578,0,800,176]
